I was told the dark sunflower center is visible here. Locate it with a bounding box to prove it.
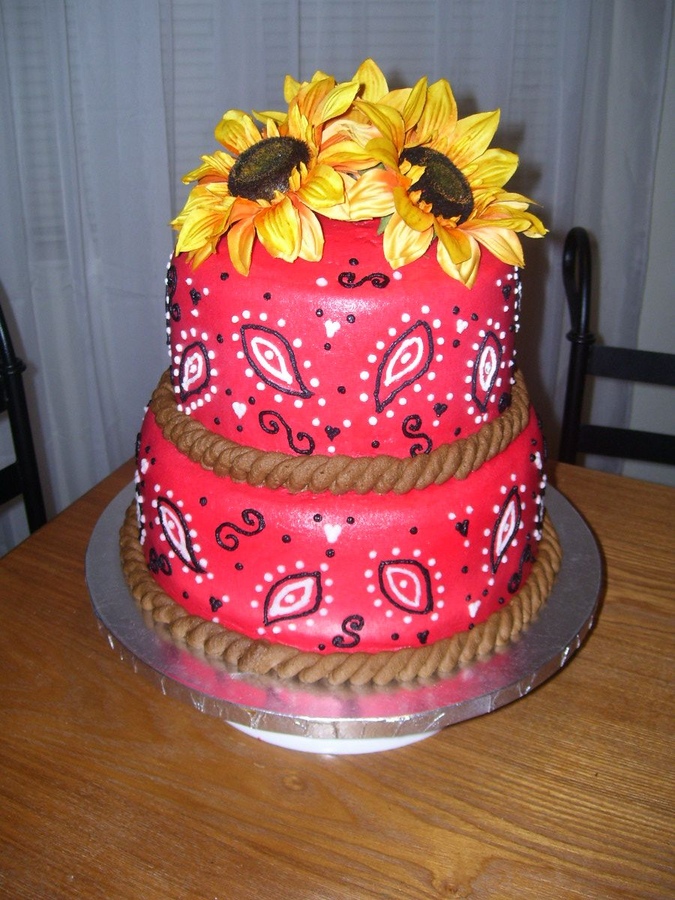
[228,136,311,202]
[400,146,474,223]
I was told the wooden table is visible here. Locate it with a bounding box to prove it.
[1,461,673,899]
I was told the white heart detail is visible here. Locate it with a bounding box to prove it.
[456,319,469,334]
[468,600,481,618]
[323,523,342,544]
[232,402,247,419]
[325,320,341,338]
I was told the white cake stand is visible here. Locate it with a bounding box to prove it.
[86,485,601,754]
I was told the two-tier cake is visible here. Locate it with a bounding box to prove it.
[120,60,561,686]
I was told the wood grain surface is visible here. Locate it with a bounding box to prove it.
[0,460,673,899]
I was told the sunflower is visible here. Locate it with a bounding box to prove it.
[172,74,365,273]
[355,76,547,287]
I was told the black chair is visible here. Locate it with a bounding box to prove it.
[559,227,675,466]
[0,298,47,532]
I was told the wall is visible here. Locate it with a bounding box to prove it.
[624,24,675,486]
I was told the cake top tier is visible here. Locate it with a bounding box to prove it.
[172,59,545,288]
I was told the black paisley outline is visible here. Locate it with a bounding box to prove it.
[472,331,503,413]
[490,486,522,573]
[156,496,204,573]
[378,559,433,615]
[178,341,211,401]
[263,571,323,625]
[241,323,313,398]
[374,320,434,413]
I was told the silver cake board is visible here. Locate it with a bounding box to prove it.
[86,486,601,754]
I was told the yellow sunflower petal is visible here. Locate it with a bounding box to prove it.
[383,212,433,269]
[464,148,518,189]
[353,58,389,101]
[182,151,234,185]
[380,86,413,116]
[436,234,481,287]
[402,76,428,130]
[215,110,263,154]
[227,218,256,276]
[253,108,287,125]
[413,79,458,146]
[316,80,360,124]
[296,163,345,209]
[255,195,301,262]
[294,202,325,261]
[363,135,403,171]
[468,225,525,267]
[319,137,381,172]
[449,110,501,168]
[342,167,398,219]
[394,186,436,232]
[174,207,229,254]
[284,74,302,103]
[293,75,337,124]
[435,221,473,265]
[356,100,404,148]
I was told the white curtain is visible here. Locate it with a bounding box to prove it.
[0,0,672,554]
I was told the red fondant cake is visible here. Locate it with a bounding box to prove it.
[120,60,561,685]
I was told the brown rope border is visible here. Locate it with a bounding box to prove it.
[150,369,531,495]
[120,501,562,687]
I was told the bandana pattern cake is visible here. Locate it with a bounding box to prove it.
[121,60,561,685]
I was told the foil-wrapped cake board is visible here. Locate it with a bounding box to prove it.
[87,486,601,754]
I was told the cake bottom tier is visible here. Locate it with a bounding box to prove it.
[123,403,560,685]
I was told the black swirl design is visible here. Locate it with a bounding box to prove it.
[148,547,171,576]
[402,414,432,456]
[259,411,315,455]
[332,614,365,649]
[215,508,266,552]
[508,543,536,593]
[338,271,390,289]
[166,265,177,300]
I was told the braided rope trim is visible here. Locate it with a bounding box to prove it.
[150,369,531,495]
[120,502,562,687]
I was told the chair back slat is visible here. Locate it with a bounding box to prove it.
[559,227,675,468]
[0,300,47,533]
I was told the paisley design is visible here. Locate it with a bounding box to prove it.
[264,572,322,625]
[241,324,313,397]
[374,320,434,413]
[178,341,211,401]
[490,486,522,573]
[378,559,433,614]
[156,496,203,572]
[472,331,502,412]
